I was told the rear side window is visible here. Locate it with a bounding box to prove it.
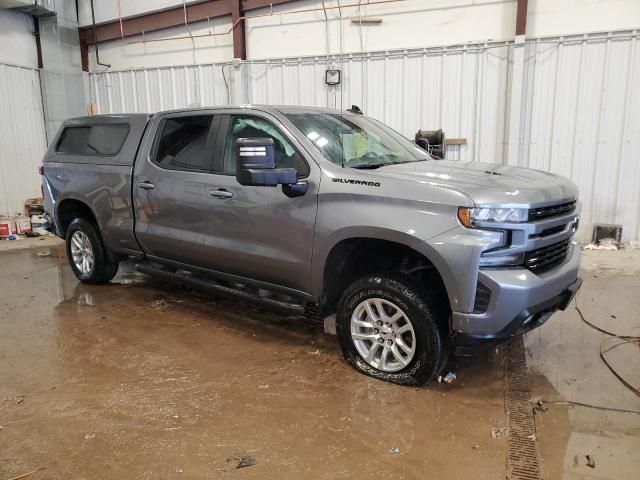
[153,115,214,172]
[56,125,129,155]
[56,127,91,153]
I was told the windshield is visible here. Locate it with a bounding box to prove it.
[286,113,432,169]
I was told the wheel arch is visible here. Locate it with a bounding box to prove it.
[314,228,454,319]
[56,197,99,237]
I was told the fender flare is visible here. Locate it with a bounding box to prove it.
[311,226,457,309]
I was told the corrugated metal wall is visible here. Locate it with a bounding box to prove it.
[89,40,513,162]
[517,31,640,242]
[244,42,512,163]
[88,31,640,242]
[0,63,48,216]
[90,64,232,115]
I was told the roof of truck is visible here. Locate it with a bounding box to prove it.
[64,113,150,124]
[151,105,350,116]
[68,105,353,123]
[262,105,346,115]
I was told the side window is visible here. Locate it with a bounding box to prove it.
[86,125,130,155]
[57,127,91,153]
[154,115,214,172]
[56,125,129,155]
[222,116,309,177]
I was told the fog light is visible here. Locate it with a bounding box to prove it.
[479,253,524,267]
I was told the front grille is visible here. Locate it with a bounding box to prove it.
[531,224,565,238]
[473,281,492,313]
[524,238,571,273]
[529,200,576,221]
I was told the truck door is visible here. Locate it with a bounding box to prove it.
[133,111,223,268]
[201,112,319,294]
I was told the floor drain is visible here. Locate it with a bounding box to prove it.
[504,337,543,480]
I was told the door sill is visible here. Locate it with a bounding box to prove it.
[144,255,313,302]
[135,261,307,315]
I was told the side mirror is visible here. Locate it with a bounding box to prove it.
[235,137,298,187]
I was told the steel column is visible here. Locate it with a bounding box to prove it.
[507,0,529,165]
[232,0,246,59]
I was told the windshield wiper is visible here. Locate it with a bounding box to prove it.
[349,163,386,170]
[391,159,429,165]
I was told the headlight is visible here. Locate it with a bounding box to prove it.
[458,207,528,227]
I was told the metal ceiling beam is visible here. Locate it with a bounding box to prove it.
[80,0,297,45]
[79,0,299,69]
[507,0,529,165]
[81,0,232,44]
[242,0,297,9]
[515,0,528,36]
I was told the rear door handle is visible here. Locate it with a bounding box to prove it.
[208,189,233,199]
[137,181,155,190]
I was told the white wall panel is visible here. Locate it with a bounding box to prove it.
[518,31,640,242]
[527,0,640,38]
[89,31,640,241]
[90,41,511,165]
[0,10,36,68]
[78,0,192,27]
[87,17,234,71]
[0,64,48,216]
[76,0,640,69]
[90,62,233,113]
[244,42,511,163]
[246,0,518,59]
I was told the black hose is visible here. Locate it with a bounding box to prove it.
[600,337,640,398]
[221,64,231,104]
[574,296,640,398]
[537,399,640,415]
[90,0,111,69]
[536,294,640,417]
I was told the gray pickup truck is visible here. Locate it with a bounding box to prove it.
[42,105,582,385]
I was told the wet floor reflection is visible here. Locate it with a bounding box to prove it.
[1,247,507,479]
[526,271,640,480]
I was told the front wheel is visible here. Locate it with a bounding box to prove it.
[336,273,447,386]
[65,218,119,284]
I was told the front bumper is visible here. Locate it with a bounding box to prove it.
[453,242,581,354]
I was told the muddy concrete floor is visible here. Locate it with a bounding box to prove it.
[1,245,507,479]
[1,244,638,480]
[526,251,640,480]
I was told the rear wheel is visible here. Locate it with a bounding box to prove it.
[336,273,448,385]
[65,218,119,284]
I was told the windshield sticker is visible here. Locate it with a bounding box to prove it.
[332,178,381,187]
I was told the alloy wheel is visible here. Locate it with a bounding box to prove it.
[350,298,416,372]
[70,231,95,275]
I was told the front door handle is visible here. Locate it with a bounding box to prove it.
[208,188,233,199]
[137,181,155,190]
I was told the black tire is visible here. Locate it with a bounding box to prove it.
[336,273,448,386]
[65,218,119,284]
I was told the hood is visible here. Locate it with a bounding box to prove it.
[370,160,578,206]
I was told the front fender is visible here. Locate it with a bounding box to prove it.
[310,225,458,307]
